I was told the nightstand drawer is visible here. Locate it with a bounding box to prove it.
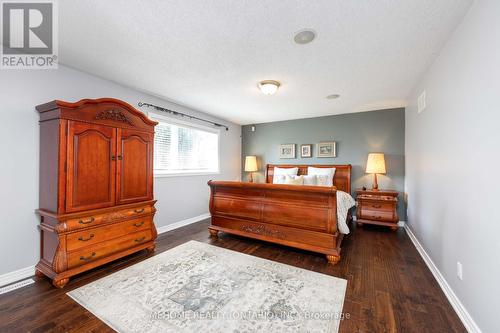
[361,201,394,212]
[359,209,395,222]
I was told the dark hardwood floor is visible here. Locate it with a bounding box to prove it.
[0,220,466,333]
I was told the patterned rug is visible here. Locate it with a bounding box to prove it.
[68,241,347,332]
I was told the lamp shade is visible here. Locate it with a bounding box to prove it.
[244,156,258,172]
[366,153,386,174]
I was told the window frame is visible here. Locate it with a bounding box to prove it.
[148,111,221,178]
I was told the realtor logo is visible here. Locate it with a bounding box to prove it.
[1,1,58,69]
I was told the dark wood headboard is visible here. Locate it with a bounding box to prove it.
[265,164,352,193]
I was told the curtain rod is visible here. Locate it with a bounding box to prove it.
[137,102,229,131]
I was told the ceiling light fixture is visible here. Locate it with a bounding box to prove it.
[294,29,316,44]
[326,94,340,99]
[258,80,280,95]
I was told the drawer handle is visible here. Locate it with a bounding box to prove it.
[78,234,95,241]
[134,208,145,214]
[133,221,145,227]
[78,217,95,225]
[134,236,146,243]
[372,215,382,220]
[372,204,382,208]
[80,252,96,261]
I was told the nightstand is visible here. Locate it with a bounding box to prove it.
[356,189,399,230]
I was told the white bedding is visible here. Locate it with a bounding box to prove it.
[336,190,356,235]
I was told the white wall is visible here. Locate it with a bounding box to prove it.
[405,1,499,332]
[0,65,241,276]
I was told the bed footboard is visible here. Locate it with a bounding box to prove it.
[207,181,343,264]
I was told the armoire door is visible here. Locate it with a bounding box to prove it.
[66,121,117,212]
[116,129,153,204]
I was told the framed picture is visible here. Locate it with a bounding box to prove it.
[317,141,337,158]
[300,144,312,158]
[279,144,296,159]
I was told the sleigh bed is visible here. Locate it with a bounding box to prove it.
[207,164,352,264]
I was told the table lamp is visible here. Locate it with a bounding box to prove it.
[245,156,258,182]
[366,153,386,190]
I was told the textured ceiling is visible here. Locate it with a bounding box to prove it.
[59,0,472,124]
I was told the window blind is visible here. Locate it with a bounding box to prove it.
[153,120,219,174]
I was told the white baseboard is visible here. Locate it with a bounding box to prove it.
[0,265,35,288]
[404,225,481,333]
[156,213,211,235]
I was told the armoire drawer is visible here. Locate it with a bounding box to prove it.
[67,230,152,269]
[64,204,154,231]
[66,216,152,252]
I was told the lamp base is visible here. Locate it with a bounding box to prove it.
[372,173,379,190]
[248,172,254,183]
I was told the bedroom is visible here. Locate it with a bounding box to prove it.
[0,1,497,332]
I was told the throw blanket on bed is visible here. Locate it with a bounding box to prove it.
[337,191,356,235]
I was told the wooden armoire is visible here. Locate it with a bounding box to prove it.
[35,98,158,288]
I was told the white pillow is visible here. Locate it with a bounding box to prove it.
[302,174,317,185]
[273,174,286,184]
[273,167,299,184]
[308,167,336,186]
[285,174,316,185]
[284,175,304,185]
[316,175,330,187]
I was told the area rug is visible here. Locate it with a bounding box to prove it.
[68,241,347,333]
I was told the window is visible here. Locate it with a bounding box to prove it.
[150,114,219,176]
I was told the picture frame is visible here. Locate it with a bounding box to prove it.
[317,141,337,158]
[279,144,296,159]
[300,144,312,158]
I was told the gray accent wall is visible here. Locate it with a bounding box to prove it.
[242,108,406,219]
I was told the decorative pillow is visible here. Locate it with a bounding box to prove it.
[273,167,299,184]
[308,167,336,186]
[272,174,286,184]
[302,174,317,186]
[316,175,330,186]
[284,175,304,185]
